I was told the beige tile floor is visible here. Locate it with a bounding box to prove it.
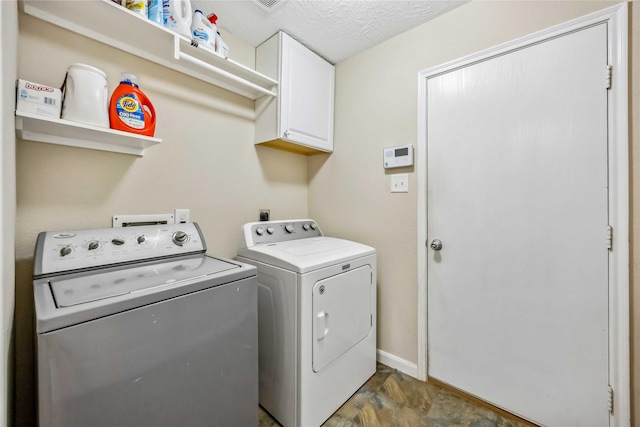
[258,363,535,427]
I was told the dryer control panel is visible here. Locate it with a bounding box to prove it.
[34,222,206,277]
[241,219,323,247]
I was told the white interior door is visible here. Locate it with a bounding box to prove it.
[426,24,609,427]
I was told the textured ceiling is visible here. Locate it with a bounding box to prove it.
[191,0,467,64]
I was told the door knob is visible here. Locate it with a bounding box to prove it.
[430,239,443,251]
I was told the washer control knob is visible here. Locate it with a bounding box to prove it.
[172,231,188,246]
[285,224,295,233]
[266,226,274,234]
[136,235,146,244]
[302,223,310,231]
[87,241,100,251]
[256,227,265,236]
[111,238,125,246]
[59,246,72,257]
[310,223,317,230]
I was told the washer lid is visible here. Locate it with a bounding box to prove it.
[50,256,237,307]
[237,237,375,273]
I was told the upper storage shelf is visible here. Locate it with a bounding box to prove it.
[20,0,278,100]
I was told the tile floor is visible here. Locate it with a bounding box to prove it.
[258,363,535,427]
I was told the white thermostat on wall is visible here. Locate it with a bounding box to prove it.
[383,144,414,169]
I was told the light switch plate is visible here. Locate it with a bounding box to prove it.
[391,174,409,193]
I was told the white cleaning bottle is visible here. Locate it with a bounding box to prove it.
[215,31,229,58]
[207,13,229,58]
[163,0,192,38]
[191,9,216,51]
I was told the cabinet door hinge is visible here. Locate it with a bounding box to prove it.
[608,386,614,414]
[607,225,613,250]
[606,65,612,90]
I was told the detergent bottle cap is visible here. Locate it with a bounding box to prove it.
[120,72,139,87]
[207,13,218,24]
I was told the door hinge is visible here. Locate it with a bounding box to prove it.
[607,225,613,250]
[608,386,614,414]
[606,65,612,90]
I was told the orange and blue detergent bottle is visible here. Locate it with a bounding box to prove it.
[109,73,156,137]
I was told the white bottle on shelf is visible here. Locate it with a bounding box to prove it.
[190,9,215,51]
[215,31,229,58]
[162,0,192,38]
[207,13,228,59]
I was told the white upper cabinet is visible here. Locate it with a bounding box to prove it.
[255,32,335,154]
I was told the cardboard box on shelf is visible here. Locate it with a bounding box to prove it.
[16,79,61,118]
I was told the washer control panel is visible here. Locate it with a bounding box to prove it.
[34,222,206,276]
[243,219,322,246]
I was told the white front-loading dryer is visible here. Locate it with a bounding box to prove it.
[237,219,377,427]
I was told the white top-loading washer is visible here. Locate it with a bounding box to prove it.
[237,219,377,427]
[34,223,258,427]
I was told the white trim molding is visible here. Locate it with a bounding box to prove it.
[417,4,629,426]
[376,349,418,379]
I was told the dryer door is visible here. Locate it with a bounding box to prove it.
[312,265,372,372]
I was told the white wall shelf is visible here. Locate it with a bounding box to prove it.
[20,0,278,100]
[15,110,162,156]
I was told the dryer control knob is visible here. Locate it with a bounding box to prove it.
[136,235,146,244]
[111,238,125,246]
[87,241,100,251]
[310,223,317,230]
[59,246,72,257]
[172,231,188,246]
[303,224,310,231]
[256,227,264,236]
[285,224,295,233]
[266,226,274,234]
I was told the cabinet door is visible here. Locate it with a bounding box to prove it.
[280,34,334,152]
[312,265,372,372]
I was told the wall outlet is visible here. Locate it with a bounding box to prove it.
[391,174,409,193]
[259,209,270,221]
[175,209,190,224]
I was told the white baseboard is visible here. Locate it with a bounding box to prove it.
[376,349,418,379]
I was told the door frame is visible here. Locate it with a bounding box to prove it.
[416,4,629,426]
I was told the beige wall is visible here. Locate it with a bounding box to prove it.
[14,1,640,426]
[309,0,638,422]
[13,13,309,426]
[2,2,17,427]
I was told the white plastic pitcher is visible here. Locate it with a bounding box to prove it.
[61,64,109,128]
